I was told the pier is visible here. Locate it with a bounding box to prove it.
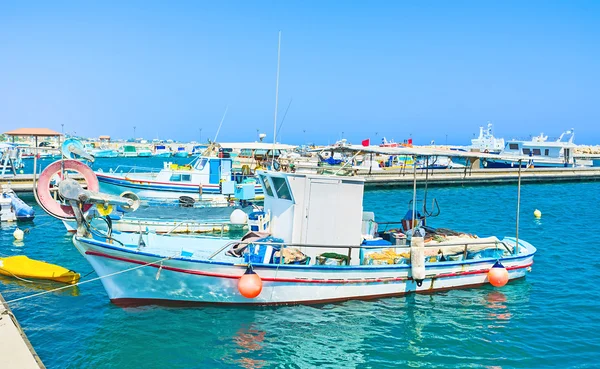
[0,174,84,193]
[3,167,600,193]
[357,166,600,188]
[0,293,45,368]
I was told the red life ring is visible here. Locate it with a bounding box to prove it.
[36,160,99,219]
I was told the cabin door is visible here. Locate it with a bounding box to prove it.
[564,148,571,165]
[209,160,220,184]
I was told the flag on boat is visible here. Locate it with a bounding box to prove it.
[361,138,370,147]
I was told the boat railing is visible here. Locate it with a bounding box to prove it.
[208,239,514,261]
[163,220,236,236]
[110,165,162,175]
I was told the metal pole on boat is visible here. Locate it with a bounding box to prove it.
[515,159,522,254]
[213,106,229,143]
[412,155,417,232]
[271,30,282,168]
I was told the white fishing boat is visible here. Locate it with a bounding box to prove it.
[95,155,263,203]
[471,123,505,153]
[153,145,172,158]
[173,146,189,158]
[137,147,152,157]
[484,129,592,168]
[119,145,138,157]
[62,204,256,234]
[0,143,25,177]
[92,148,119,158]
[34,145,536,306]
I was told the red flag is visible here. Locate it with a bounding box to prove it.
[361,138,370,147]
[407,138,413,146]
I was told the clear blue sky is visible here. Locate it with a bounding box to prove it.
[1,1,599,145]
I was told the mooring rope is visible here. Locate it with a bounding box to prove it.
[6,254,175,304]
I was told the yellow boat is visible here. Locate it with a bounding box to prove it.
[0,256,80,285]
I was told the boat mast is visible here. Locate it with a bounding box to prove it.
[515,159,522,254]
[271,31,282,167]
[213,105,229,143]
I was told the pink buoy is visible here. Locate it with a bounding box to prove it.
[488,261,509,287]
[36,160,99,219]
[238,268,263,298]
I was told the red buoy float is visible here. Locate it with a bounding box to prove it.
[488,261,509,287]
[238,267,262,298]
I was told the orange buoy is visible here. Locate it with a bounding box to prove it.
[488,261,509,287]
[238,268,263,298]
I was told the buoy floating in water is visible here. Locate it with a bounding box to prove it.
[534,209,542,218]
[488,261,509,287]
[13,228,24,241]
[238,267,262,298]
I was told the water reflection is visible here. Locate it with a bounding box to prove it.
[233,326,266,369]
[485,291,511,322]
[0,275,80,297]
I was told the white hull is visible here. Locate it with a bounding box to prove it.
[63,218,238,234]
[74,236,535,306]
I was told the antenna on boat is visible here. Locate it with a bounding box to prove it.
[271,30,282,167]
[213,105,229,143]
[515,159,522,254]
[275,98,293,141]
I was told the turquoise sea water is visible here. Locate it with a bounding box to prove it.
[2,158,599,368]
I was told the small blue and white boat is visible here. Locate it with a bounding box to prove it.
[95,155,263,203]
[173,147,189,158]
[2,188,34,221]
[153,145,171,158]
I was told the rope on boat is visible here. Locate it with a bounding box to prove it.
[0,267,35,283]
[5,254,176,305]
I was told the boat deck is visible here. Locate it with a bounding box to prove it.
[0,293,45,368]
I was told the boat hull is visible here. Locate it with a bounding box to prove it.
[74,236,535,306]
[96,173,263,202]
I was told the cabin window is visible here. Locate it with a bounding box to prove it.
[240,149,253,158]
[533,149,541,156]
[271,177,292,200]
[522,148,531,155]
[259,175,274,197]
[181,174,191,181]
[509,143,519,150]
[170,174,182,181]
[195,158,208,170]
[545,149,550,156]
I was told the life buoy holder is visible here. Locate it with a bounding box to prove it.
[36,160,99,219]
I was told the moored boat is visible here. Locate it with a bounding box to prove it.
[484,129,592,168]
[95,155,263,202]
[37,151,536,306]
[0,255,80,284]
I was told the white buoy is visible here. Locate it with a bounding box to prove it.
[13,228,24,241]
[230,209,248,225]
[411,236,425,286]
[534,209,542,218]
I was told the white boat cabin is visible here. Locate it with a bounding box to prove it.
[257,171,365,264]
[157,157,233,185]
[501,140,574,163]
